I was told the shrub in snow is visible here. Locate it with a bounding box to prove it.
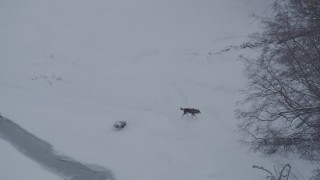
[113,121,126,129]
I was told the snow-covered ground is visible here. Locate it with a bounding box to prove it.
[0,0,312,180]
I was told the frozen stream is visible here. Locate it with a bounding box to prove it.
[0,115,115,180]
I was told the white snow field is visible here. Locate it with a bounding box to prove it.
[0,0,313,180]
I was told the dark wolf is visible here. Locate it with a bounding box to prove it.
[180,107,201,117]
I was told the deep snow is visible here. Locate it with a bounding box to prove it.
[0,0,313,180]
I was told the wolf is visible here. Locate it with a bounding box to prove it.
[180,107,201,117]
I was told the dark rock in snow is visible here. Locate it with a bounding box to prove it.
[113,121,126,129]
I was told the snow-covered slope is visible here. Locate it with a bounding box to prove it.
[0,0,311,180]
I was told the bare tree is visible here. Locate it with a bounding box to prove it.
[253,164,292,180]
[236,0,320,163]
